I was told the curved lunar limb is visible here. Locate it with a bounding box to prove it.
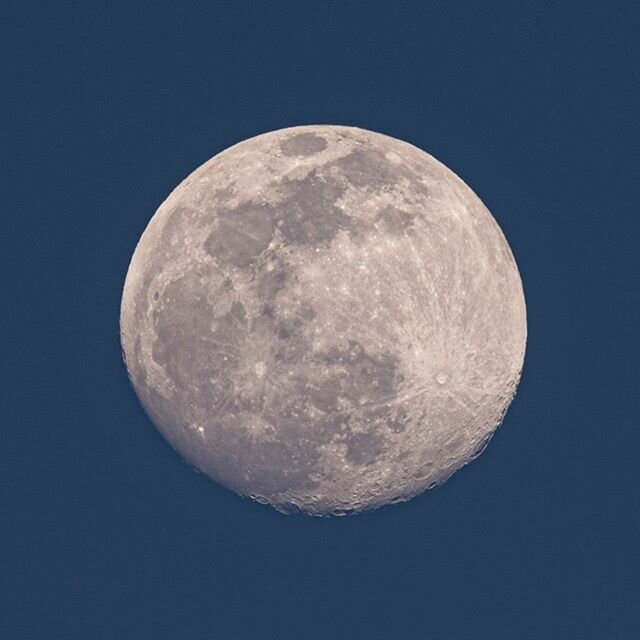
[120,125,527,516]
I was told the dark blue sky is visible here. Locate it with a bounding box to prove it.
[3,3,639,638]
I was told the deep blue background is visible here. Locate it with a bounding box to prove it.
[3,2,639,638]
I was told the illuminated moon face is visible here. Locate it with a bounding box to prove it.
[120,125,527,516]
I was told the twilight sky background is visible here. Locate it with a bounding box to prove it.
[3,2,639,639]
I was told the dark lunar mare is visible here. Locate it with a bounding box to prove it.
[148,259,407,501]
[204,143,422,267]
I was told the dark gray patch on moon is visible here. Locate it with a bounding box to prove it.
[280,133,328,157]
[375,206,416,235]
[329,147,407,188]
[344,431,386,466]
[274,171,352,246]
[150,280,407,490]
[204,203,274,267]
[203,169,354,259]
[256,265,288,301]
[314,341,401,409]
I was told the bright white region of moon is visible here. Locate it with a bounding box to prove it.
[120,125,527,516]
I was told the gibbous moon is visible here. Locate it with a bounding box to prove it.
[120,125,527,515]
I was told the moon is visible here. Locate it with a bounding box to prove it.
[120,125,527,516]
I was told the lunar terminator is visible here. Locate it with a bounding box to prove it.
[120,125,527,515]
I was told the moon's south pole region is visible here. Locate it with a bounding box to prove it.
[120,125,527,516]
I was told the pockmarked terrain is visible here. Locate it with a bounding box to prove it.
[120,125,527,515]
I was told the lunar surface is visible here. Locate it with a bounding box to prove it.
[120,125,527,516]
